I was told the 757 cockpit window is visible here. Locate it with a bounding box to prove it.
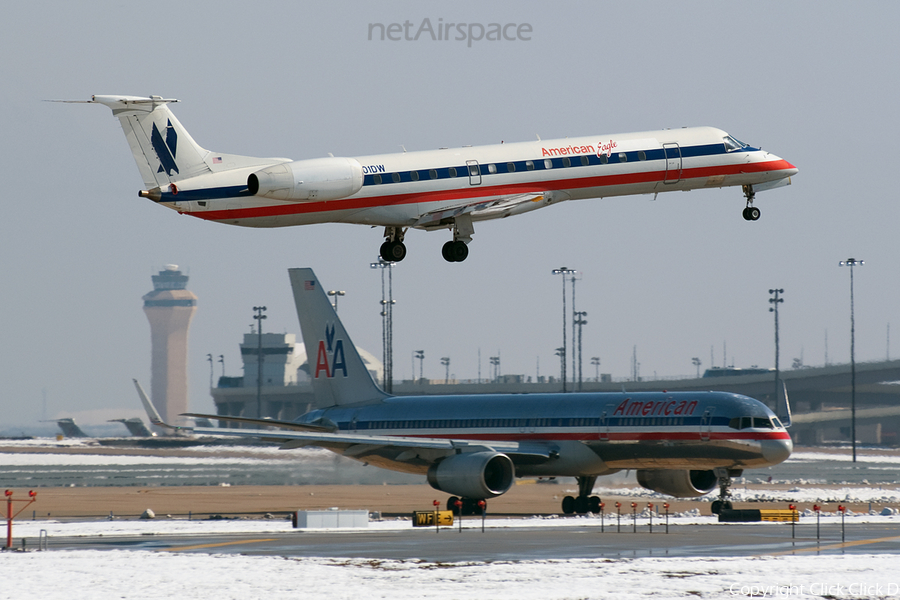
[723,136,748,152]
[729,416,775,430]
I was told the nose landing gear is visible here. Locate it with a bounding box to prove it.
[742,185,760,221]
[710,468,740,514]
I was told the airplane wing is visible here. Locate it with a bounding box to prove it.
[181,412,336,433]
[181,414,552,465]
[413,192,549,229]
[189,424,552,463]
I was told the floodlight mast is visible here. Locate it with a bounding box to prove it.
[839,258,864,463]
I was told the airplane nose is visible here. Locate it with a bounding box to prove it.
[761,436,793,465]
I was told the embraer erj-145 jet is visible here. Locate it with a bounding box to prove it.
[144,267,793,515]
[81,95,797,263]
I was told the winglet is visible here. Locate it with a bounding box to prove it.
[133,379,189,431]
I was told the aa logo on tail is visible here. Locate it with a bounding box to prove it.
[151,119,179,176]
[314,323,347,378]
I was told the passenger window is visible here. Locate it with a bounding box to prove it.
[507,162,516,173]
[410,171,419,181]
[638,151,647,161]
[526,160,534,170]
[599,155,608,164]
[429,169,438,179]
[373,174,382,184]
[618,153,628,162]
[562,157,571,168]
[581,156,589,166]
[449,167,457,177]
[488,164,497,174]
[391,172,400,183]
[469,164,479,176]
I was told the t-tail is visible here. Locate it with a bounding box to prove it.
[88,95,285,204]
[288,268,390,407]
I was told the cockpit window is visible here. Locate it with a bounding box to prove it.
[729,416,775,430]
[772,417,783,429]
[723,135,748,152]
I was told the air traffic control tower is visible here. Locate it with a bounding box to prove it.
[143,265,197,427]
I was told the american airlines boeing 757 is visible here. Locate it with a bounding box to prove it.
[80,95,797,263]
[143,268,793,515]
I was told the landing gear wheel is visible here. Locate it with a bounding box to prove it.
[447,496,460,514]
[442,240,469,262]
[574,496,590,514]
[742,207,752,221]
[562,495,576,515]
[380,240,407,262]
[747,206,760,221]
[589,496,602,514]
[711,500,723,515]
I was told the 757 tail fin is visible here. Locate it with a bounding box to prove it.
[288,268,390,407]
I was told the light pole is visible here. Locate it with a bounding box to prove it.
[574,311,588,390]
[591,356,600,382]
[489,355,500,382]
[769,289,784,408]
[839,258,863,463]
[206,353,214,390]
[555,347,565,388]
[370,258,396,393]
[552,267,576,392]
[692,357,701,379]
[218,355,225,380]
[441,357,450,383]
[415,350,425,382]
[253,306,267,418]
[327,290,346,312]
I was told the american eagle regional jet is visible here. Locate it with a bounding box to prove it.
[144,268,793,515]
[81,95,797,263]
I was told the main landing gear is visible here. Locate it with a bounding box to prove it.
[741,184,760,221]
[709,468,741,515]
[442,213,474,263]
[380,227,407,262]
[561,476,603,515]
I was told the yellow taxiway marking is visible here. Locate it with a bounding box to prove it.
[765,534,900,556]
[162,538,278,552]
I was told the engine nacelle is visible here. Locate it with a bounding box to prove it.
[248,157,363,202]
[426,452,515,499]
[636,469,717,498]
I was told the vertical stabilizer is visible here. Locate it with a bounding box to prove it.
[90,95,211,189]
[288,268,390,407]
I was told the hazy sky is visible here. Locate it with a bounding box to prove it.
[2,1,899,428]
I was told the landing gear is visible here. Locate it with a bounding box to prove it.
[441,240,469,262]
[741,185,760,221]
[561,476,603,515]
[380,227,407,262]
[447,496,485,516]
[709,468,740,514]
[441,214,474,262]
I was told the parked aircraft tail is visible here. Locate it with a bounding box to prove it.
[288,268,390,407]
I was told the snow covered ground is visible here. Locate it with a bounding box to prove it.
[3,547,900,599]
[2,514,899,599]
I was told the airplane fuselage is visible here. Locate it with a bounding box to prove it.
[298,391,792,478]
[158,127,796,230]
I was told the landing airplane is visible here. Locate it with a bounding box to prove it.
[146,267,793,515]
[79,95,797,263]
